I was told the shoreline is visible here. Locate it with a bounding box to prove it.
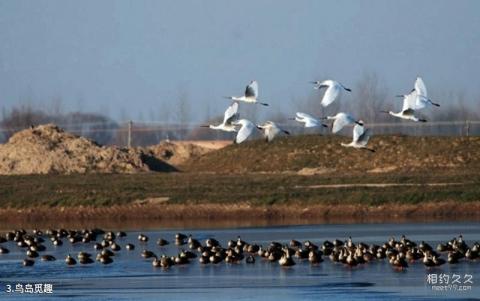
[1,201,479,230]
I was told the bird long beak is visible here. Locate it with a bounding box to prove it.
[379,110,389,114]
[199,125,209,128]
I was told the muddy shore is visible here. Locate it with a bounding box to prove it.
[1,201,479,230]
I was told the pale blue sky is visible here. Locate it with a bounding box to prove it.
[0,0,479,122]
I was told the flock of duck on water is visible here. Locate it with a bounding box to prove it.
[202,77,440,152]
[1,228,478,271]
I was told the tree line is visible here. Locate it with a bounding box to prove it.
[1,74,479,146]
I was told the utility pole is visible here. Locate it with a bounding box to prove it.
[127,120,132,148]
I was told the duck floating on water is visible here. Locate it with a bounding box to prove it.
[3,229,478,273]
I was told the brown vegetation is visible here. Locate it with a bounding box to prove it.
[182,135,480,174]
[1,201,479,227]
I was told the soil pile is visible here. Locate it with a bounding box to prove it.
[0,124,154,174]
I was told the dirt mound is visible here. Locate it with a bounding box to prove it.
[141,141,217,166]
[0,124,164,174]
[182,135,480,174]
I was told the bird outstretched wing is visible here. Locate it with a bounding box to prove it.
[402,91,418,111]
[415,77,427,97]
[296,112,316,120]
[296,112,320,127]
[321,84,340,107]
[265,123,281,142]
[357,129,372,146]
[223,102,239,125]
[235,120,254,144]
[332,113,354,133]
[352,124,365,143]
[245,81,258,98]
[415,94,435,110]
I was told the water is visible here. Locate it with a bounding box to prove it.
[0,222,479,300]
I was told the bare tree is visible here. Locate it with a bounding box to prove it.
[49,96,64,116]
[175,91,191,140]
[351,72,388,124]
[0,103,118,144]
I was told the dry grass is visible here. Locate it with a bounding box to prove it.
[1,201,480,225]
[181,135,480,174]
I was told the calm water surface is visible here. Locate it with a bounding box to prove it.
[0,222,479,300]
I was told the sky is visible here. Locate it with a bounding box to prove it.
[0,0,479,123]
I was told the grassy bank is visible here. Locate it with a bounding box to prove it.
[181,135,480,173]
[0,171,479,208]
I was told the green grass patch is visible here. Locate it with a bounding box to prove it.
[0,171,478,208]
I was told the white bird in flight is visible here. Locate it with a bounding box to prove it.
[201,102,239,132]
[380,90,427,122]
[324,112,361,133]
[225,80,268,106]
[257,121,290,142]
[413,77,440,109]
[232,119,256,144]
[311,80,352,107]
[289,112,328,128]
[341,122,375,152]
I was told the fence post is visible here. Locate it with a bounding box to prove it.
[465,120,470,137]
[127,120,133,148]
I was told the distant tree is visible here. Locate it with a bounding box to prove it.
[0,104,118,144]
[351,73,389,124]
[0,104,49,135]
[175,91,191,140]
[49,96,64,116]
[63,112,118,145]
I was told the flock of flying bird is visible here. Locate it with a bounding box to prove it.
[202,77,440,152]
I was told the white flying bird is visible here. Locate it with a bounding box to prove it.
[225,80,268,106]
[413,77,440,109]
[311,80,351,107]
[257,121,290,142]
[289,112,328,128]
[201,102,239,132]
[232,119,256,144]
[380,90,427,122]
[341,122,375,152]
[325,112,361,134]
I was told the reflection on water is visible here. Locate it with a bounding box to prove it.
[0,222,479,300]
[1,215,479,232]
